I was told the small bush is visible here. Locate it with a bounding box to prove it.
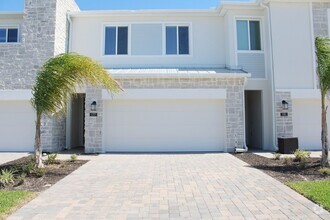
[46,153,58,165]
[0,169,15,186]
[22,162,36,175]
[70,154,78,162]
[283,156,291,164]
[294,150,311,162]
[319,167,330,176]
[16,173,27,186]
[34,168,46,178]
[273,153,281,160]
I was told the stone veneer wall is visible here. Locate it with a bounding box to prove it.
[275,92,293,139]
[313,2,330,37]
[84,77,247,153]
[0,0,79,152]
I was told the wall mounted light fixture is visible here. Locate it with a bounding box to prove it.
[282,100,289,110]
[91,101,97,111]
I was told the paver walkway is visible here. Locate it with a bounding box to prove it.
[0,152,30,165]
[9,153,330,219]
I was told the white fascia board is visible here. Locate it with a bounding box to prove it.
[0,12,24,19]
[111,73,251,79]
[102,89,227,100]
[69,9,218,18]
[218,2,261,16]
[277,89,321,100]
[0,90,32,101]
[262,0,330,3]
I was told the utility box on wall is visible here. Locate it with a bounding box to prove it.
[278,137,299,154]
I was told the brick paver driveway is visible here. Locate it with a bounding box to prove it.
[9,153,330,219]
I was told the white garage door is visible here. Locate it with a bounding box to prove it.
[293,100,330,150]
[103,100,226,152]
[0,101,35,152]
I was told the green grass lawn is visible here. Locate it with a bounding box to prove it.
[287,180,330,211]
[0,190,35,219]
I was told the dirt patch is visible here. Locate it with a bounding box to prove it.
[0,156,87,192]
[233,153,330,183]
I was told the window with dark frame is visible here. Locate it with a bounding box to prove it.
[0,27,19,43]
[104,26,128,55]
[166,26,189,55]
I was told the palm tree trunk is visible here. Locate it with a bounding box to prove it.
[35,112,44,168]
[321,94,329,167]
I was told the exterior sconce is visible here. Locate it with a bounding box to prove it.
[282,100,289,110]
[91,101,97,111]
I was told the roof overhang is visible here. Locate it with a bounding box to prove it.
[108,68,251,79]
[0,12,24,19]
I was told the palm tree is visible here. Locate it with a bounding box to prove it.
[315,37,330,167]
[31,53,122,167]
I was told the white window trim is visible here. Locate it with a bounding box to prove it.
[101,22,193,58]
[102,24,130,56]
[0,25,20,44]
[235,18,264,53]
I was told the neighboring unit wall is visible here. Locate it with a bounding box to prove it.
[0,0,79,152]
[84,76,247,153]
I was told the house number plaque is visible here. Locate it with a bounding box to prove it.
[90,113,98,117]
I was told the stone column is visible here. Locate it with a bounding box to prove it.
[275,91,293,139]
[85,88,104,153]
[225,78,246,152]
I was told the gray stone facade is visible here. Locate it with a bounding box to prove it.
[275,91,293,139]
[0,0,79,152]
[313,2,330,37]
[84,76,247,153]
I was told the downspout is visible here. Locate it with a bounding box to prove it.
[235,76,249,153]
[65,13,73,150]
[260,1,278,151]
[66,12,72,54]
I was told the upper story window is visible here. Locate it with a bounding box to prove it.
[104,26,128,55]
[0,27,19,43]
[166,26,189,55]
[236,20,261,51]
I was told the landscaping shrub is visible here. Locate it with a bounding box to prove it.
[34,168,46,178]
[283,156,291,165]
[22,161,36,176]
[70,154,78,162]
[16,173,27,186]
[319,167,330,176]
[0,169,15,186]
[273,153,281,160]
[46,153,58,165]
[294,150,311,162]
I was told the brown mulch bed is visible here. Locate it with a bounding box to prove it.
[233,153,330,183]
[0,156,87,192]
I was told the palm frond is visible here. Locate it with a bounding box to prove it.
[31,53,122,115]
[315,37,330,94]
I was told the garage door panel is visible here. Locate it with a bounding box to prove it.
[104,100,225,152]
[0,101,35,152]
[293,100,330,150]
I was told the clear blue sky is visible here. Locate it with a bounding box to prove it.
[0,0,250,11]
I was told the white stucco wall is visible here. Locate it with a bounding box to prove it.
[70,14,225,68]
[270,2,315,89]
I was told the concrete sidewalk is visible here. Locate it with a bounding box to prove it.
[0,152,30,165]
